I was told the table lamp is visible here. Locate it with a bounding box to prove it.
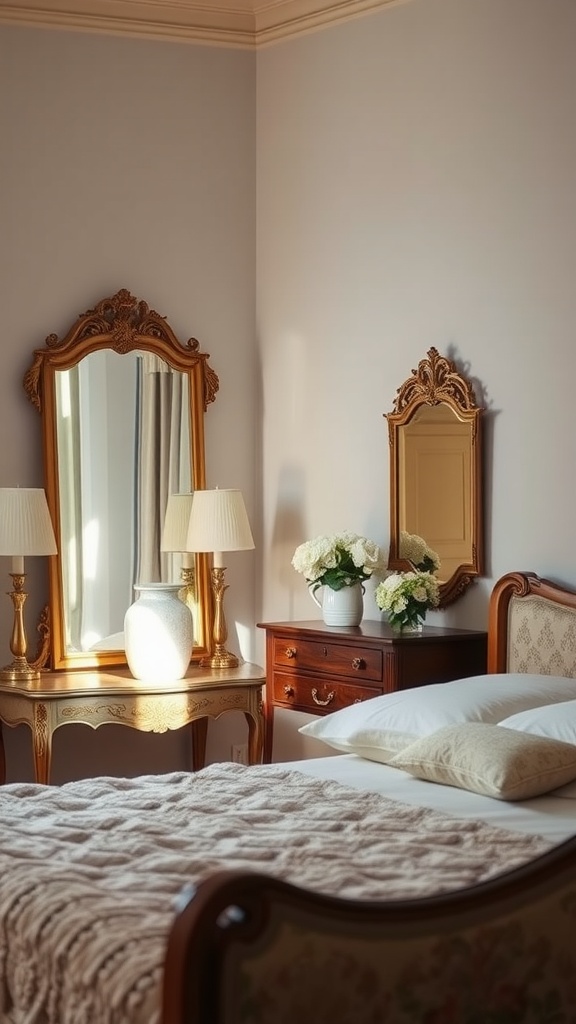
[160,492,196,613]
[0,487,57,681]
[186,488,254,669]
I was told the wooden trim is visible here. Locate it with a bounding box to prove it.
[255,0,403,46]
[0,0,407,48]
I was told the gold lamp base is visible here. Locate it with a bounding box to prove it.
[0,657,41,682]
[1,573,41,682]
[200,646,239,670]
[200,566,240,670]
[178,566,196,614]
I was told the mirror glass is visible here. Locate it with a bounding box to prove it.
[24,290,219,670]
[385,348,483,607]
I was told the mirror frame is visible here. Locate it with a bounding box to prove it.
[24,289,219,670]
[385,347,483,608]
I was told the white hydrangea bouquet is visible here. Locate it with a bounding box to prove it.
[292,531,382,595]
[399,530,441,573]
[375,531,441,631]
[375,570,440,632]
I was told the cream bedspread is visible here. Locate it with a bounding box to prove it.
[0,763,552,1024]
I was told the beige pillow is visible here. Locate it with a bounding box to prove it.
[389,722,576,800]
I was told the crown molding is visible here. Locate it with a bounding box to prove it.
[0,1,256,48]
[0,0,404,48]
[254,0,401,46]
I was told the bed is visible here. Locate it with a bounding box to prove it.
[3,570,576,1023]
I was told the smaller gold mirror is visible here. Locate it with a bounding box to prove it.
[385,348,483,607]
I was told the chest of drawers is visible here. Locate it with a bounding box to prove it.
[257,620,487,762]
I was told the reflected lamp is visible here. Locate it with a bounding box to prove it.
[161,493,196,614]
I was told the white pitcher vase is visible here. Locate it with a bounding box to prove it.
[124,583,194,683]
[311,582,364,627]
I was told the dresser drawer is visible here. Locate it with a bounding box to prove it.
[272,637,383,682]
[272,671,381,714]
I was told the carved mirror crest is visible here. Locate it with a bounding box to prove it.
[24,289,219,670]
[385,347,483,607]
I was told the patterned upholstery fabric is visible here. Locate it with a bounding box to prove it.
[228,876,576,1023]
[508,594,576,676]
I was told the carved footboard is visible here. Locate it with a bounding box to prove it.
[162,835,576,1024]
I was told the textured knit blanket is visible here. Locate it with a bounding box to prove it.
[0,763,552,1024]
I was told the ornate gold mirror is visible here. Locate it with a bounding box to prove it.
[24,289,219,670]
[385,348,483,607]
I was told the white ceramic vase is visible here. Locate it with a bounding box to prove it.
[124,583,194,683]
[311,582,364,627]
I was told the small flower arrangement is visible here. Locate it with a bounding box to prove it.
[399,530,441,574]
[292,531,382,594]
[375,570,440,631]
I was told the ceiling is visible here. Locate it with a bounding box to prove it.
[0,0,401,48]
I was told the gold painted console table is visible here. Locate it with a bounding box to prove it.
[0,662,265,785]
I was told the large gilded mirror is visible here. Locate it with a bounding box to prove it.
[24,289,219,670]
[385,348,483,607]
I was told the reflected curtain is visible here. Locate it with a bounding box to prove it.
[133,355,190,585]
[55,367,84,651]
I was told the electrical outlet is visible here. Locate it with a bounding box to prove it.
[231,743,248,765]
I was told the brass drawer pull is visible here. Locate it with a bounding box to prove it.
[351,657,365,671]
[285,647,297,659]
[283,685,294,697]
[311,688,335,707]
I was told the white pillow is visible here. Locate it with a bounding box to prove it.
[498,700,576,745]
[389,723,576,800]
[298,673,576,765]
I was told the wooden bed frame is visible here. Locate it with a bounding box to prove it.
[161,572,576,1024]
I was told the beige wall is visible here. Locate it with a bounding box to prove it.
[2,0,576,777]
[0,24,256,780]
[256,0,576,759]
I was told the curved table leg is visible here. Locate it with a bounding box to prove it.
[190,718,208,772]
[263,699,274,763]
[245,710,264,765]
[32,702,53,785]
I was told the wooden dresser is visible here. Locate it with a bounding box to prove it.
[257,620,487,763]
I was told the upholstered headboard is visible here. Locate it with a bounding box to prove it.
[488,572,576,677]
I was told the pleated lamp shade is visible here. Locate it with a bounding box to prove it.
[0,488,57,556]
[187,489,254,562]
[161,493,195,552]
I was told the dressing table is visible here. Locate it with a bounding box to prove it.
[7,290,265,783]
[0,662,265,784]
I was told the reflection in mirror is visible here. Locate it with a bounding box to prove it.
[24,290,219,670]
[55,351,191,655]
[386,348,483,608]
